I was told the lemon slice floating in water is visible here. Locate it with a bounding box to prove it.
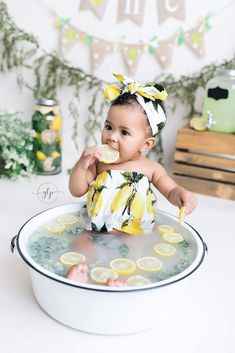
[127,275,151,287]
[100,144,119,164]
[163,232,184,243]
[136,256,162,272]
[46,222,66,234]
[154,243,176,257]
[90,267,118,284]
[57,214,79,226]
[60,252,86,267]
[110,258,136,275]
[178,206,186,224]
[156,224,174,234]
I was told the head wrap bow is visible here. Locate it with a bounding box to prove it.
[104,72,168,135]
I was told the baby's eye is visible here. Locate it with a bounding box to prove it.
[105,124,112,130]
[121,129,129,136]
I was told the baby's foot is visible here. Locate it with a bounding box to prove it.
[106,279,127,287]
[67,263,88,283]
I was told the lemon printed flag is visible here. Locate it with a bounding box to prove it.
[183,25,205,57]
[120,43,144,75]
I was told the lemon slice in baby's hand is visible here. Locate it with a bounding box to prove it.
[100,144,119,164]
[59,252,86,267]
[110,258,136,275]
[178,206,186,224]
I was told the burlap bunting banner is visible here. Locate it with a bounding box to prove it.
[60,24,82,54]
[90,37,113,71]
[120,43,144,74]
[157,0,185,24]
[117,0,146,26]
[78,0,108,20]
[155,35,176,68]
[183,25,205,57]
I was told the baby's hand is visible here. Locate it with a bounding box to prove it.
[168,186,197,215]
[78,146,102,170]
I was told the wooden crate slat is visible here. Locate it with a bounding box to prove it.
[173,163,235,184]
[174,151,235,171]
[176,127,235,155]
[172,175,235,200]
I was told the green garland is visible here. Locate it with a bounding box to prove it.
[0,0,235,166]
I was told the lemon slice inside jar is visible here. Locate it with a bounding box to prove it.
[100,144,119,164]
[163,232,184,243]
[46,222,66,234]
[90,267,118,284]
[57,214,79,226]
[156,224,174,234]
[154,243,176,256]
[127,275,151,286]
[59,251,86,267]
[136,256,162,272]
[110,258,136,275]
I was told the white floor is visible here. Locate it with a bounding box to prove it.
[1,172,235,353]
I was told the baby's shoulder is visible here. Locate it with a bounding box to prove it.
[140,158,164,181]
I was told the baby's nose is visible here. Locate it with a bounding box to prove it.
[108,132,118,142]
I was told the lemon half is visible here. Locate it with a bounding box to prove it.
[100,144,119,164]
[136,256,162,272]
[90,267,118,284]
[154,243,176,257]
[59,251,86,267]
[163,232,184,243]
[110,258,136,275]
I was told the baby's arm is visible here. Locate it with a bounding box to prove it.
[152,162,197,214]
[69,146,102,197]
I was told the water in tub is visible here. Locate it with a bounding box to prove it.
[27,211,197,287]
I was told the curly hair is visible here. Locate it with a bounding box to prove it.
[110,92,166,136]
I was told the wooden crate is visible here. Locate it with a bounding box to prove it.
[172,126,235,200]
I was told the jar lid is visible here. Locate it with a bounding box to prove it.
[36,98,58,106]
[217,69,235,77]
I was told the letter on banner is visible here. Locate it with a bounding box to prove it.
[157,0,185,24]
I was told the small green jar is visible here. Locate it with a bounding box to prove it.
[32,99,62,175]
[202,70,235,133]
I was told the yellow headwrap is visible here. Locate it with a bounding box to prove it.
[104,72,168,135]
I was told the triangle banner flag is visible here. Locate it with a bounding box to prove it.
[183,25,205,57]
[120,43,144,74]
[79,0,108,20]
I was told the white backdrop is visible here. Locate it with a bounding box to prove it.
[1,0,235,171]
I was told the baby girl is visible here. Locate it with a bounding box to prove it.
[67,72,197,284]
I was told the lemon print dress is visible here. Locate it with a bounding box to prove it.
[85,170,157,234]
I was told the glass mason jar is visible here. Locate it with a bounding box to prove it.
[202,70,235,133]
[32,99,62,175]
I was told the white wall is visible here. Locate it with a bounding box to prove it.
[1,0,235,171]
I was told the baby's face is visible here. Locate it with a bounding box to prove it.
[101,104,150,162]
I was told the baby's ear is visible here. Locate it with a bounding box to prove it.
[141,137,156,152]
